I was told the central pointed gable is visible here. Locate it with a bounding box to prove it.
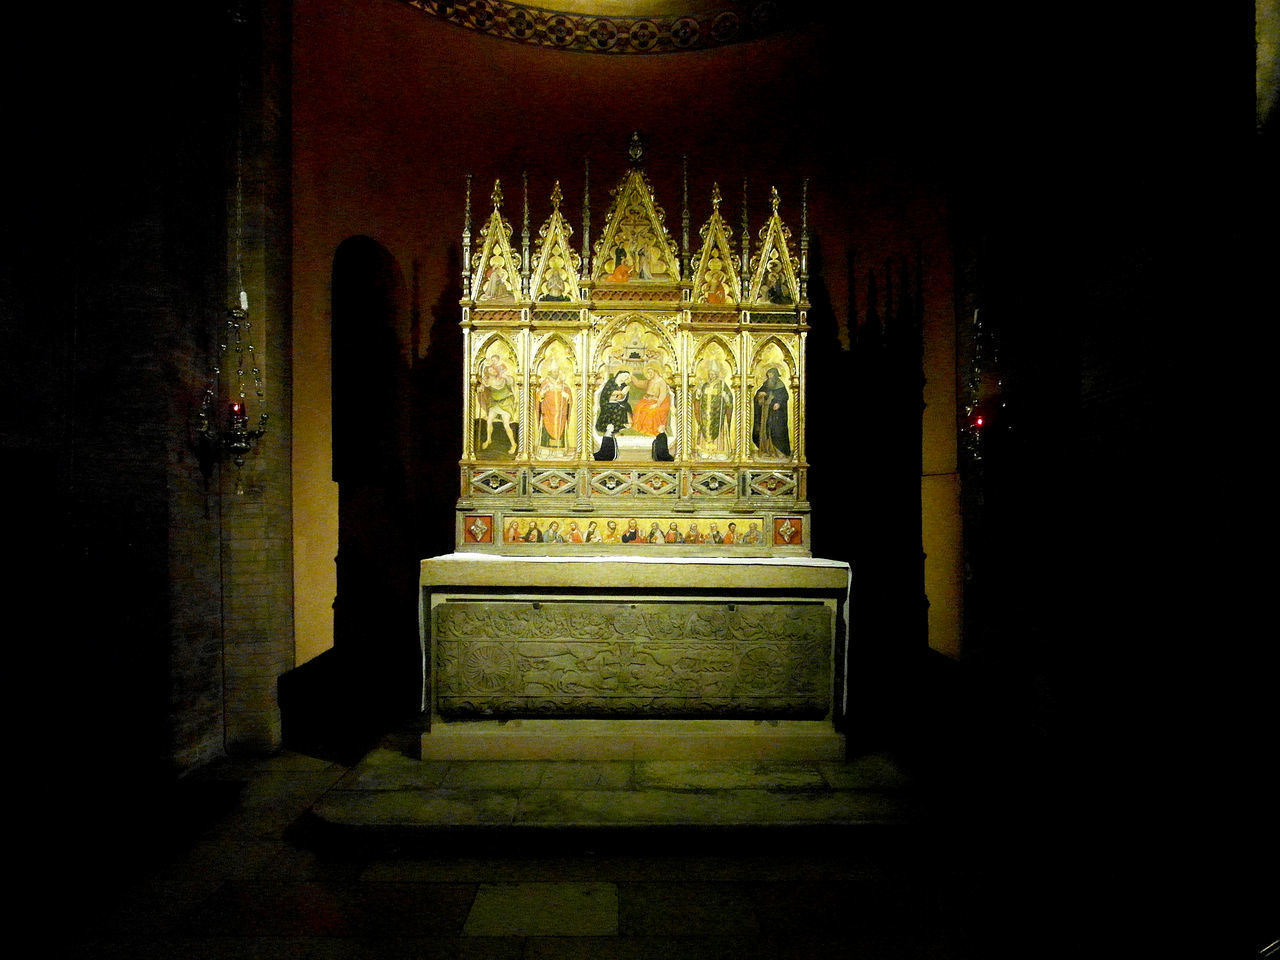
[591,166,680,284]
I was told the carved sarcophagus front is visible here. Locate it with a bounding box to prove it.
[434,599,835,719]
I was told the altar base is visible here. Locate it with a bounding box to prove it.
[420,719,844,761]
[420,554,851,761]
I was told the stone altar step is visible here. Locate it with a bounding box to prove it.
[303,750,917,850]
[420,719,846,761]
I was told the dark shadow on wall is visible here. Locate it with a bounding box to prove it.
[280,235,424,762]
[410,244,464,561]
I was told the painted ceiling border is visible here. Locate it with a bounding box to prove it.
[401,1,808,54]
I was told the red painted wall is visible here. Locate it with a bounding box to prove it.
[290,0,958,661]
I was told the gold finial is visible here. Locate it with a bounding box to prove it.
[711,182,722,211]
[550,180,563,211]
[770,185,781,214]
[491,180,503,209]
[628,131,644,166]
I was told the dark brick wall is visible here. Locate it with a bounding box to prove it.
[4,0,293,779]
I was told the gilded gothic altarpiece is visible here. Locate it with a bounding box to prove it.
[456,136,813,556]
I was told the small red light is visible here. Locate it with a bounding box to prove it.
[974,416,984,428]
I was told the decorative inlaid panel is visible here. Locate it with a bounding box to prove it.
[773,516,803,546]
[691,471,736,496]
[748,470,797,497]
[531,470,577,494]
[434,600,832,717]
[635,471,678,495]
[471,469,519,495]
[462,515,494,543]
[472,309,524,323]
[590,470,635,495]
[593,287,683,302]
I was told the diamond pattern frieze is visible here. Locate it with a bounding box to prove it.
[747,470,797,497]
[635,471,678,495]
[532,470,577,495]
[471,469,518,495]
[590,470,635,495]
[691,471,736,496]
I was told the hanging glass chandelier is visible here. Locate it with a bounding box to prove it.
[192,1,266,494]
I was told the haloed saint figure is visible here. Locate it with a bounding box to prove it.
[476,351,518,453]
[695,358,733,458]
[751,367,791,458]
[538,362,572,450]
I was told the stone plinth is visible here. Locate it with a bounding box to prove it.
[420,554,850,759]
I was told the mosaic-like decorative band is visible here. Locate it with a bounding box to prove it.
[461,513,804,546]
[403,0,805,55]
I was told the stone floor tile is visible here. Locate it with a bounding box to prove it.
[442,761,547,790]
[618,880,760,936]
[238,768,350,807]
[513,787,897,826]
[463,881,619,936]
[523,935,766,960]
[388,937,526,960]
[162,838,346,883]
[84,878,223,936]
[753,878,927,935]
[363,856,628,883]
[536,760,634,789]
[315,788,519,826]
[339,749,451,790]
[817,754,912,790]
[177,880,478,938]
[74,935,527,960]
[759,789,913,823]
[512,789,731,825]
[635,760,827,791]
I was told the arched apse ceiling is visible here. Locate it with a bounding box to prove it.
[400,1,810,54]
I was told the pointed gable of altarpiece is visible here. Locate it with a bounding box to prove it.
[689,183,741,305]
[591,167,680,284]
[529,181,582,303]
[746,187,800,306]
[472,181,521,302]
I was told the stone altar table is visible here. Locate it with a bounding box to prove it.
[420,553,850,760]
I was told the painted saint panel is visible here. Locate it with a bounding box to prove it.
[692,339,736,460]
[750,341,793,460]
[533,338,576,457]
[474,338,520,458]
